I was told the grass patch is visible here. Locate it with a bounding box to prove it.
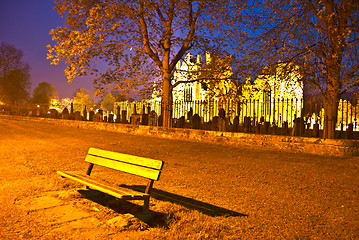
[133,201,244,240]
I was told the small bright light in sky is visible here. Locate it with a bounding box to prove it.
[0,0,94,99]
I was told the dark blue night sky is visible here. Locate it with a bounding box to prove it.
[0,0,94,99]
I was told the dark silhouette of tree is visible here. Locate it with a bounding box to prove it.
[0,42,24,79]
[238,0,359,139]
[31,82,58,105]
[47,0,244,127]
[2,69,31,108]
[100,93,116,112]
[0,42,30,104]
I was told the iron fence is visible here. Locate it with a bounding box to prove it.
[2,97,358,135]
[113,98,359,132]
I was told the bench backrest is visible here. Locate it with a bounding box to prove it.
[85,148,164,181]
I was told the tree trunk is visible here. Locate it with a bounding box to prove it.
[161,72,172,128]
[323,89,339,139]
[322,39,342,139]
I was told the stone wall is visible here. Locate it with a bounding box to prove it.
[1,115,358,156]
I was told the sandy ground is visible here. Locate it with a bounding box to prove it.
[0,118,358,239]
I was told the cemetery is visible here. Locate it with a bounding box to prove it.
[5,53,357,142]
[3,91,358,157]
[1,0,358,238]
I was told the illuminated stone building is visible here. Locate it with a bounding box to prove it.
[171,52,235,119]
[171,52,207,103]
[241,62,303,125]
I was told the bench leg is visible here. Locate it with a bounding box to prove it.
[85,163,94,190]
[143,196,150,212]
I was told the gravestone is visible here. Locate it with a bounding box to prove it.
[141,113,148,125]
[282,121,289,135]
[218,117,226,132]
[148,111,158,126]
[256,122,261,134]
[49,109,58,119]
[120,110,127,123]
[233,116,239,132]
[74,111,82,121]
[243,117,251,133]
[93,113,102,122]
[69,112,75,120]
[263,121,270,134]
[292,117,304,136]
[192,114,201,129]
[187,108,193,123]
[115,114,121,123]
[108,114,114,123]
[131,114,141,125]
[218,108,226,132]
[62,108,69,120]
[115,106,121,123]
[211,117,219,131]
[271,124,278,135]
[89,111,95,121]
[346,123,354,139]
[312,123,319,137]
[177,116,185,128]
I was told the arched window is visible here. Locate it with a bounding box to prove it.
[263,82,271,116]
[184,87,192,102]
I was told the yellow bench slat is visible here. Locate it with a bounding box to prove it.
[85,155,161,180]
[57,171,148,199]
[88,148,163,170]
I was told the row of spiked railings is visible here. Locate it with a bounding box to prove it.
[114,98,358,139]
[1,98,358,139]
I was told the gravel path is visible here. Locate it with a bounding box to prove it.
[0,118,358,239]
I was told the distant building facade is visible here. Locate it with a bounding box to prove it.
[171,52,235,102]
[241,62,303,124]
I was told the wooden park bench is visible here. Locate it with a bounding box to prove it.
[57,147,164,212]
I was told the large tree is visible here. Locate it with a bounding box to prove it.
[73,88,95,112]
[31,82,58,105]
[47,0,243,127]
[0,42,30,104]
[100,93,116,112]
[2,69,31,106]
[0,42,24,79]
[238,0,359,139]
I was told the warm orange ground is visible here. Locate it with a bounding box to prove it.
[0,118,358,239]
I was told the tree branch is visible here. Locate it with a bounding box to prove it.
[138,0,162,70]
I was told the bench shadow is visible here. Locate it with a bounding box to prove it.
[76,185,247,227]
[77,189,147,214]
[120,184,248,217]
